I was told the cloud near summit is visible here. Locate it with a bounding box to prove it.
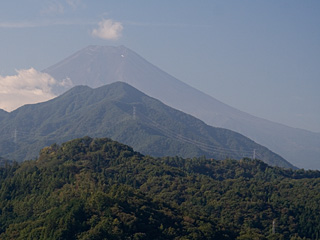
[92,19,123,40]
[40,0,84,16]
[0,68,70,111]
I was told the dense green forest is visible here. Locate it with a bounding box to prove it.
[0,137,319,239]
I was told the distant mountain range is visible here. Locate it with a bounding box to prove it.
[43,45,320,169]
[0,82,293,168]
[0,109,7,119]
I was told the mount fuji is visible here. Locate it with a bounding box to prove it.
[43,45,320,169]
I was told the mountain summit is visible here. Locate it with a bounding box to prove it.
[43,45,320,169]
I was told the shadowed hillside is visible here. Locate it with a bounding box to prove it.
[0,82,293,168]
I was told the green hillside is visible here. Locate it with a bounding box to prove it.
[0,82,293,168]
[0,137,319,239]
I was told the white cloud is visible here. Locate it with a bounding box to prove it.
[0,68,68,111]
[0,21,39,28]
[92,19,123,40]
[40,0,84,16]
[40,1,65,16]
[66,0,84,10]
[0,19,94,29]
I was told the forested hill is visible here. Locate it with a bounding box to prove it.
[0,82,293,168]
[0,137,319,239]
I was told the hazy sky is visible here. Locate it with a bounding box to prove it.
[0,0,319,133]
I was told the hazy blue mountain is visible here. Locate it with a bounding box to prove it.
[0,157,11,167]
[43,45,320,169]
[0,82,293,168]
[0,109,8,120]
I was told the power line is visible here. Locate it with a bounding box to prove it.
[1,102,263,162]
[133,107,256,159]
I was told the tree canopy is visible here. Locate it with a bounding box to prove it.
[0,137,318,239]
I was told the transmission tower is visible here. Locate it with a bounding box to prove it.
[272,219,276,234]
[13,129,17,144]
[133,106,136,120]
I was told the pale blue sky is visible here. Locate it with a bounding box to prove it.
[0,0,319,132]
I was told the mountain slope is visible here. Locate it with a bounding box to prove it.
[0,82,293,168]
[0,109,8,121]
[1,136,320,239]
[43,45,320,169]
